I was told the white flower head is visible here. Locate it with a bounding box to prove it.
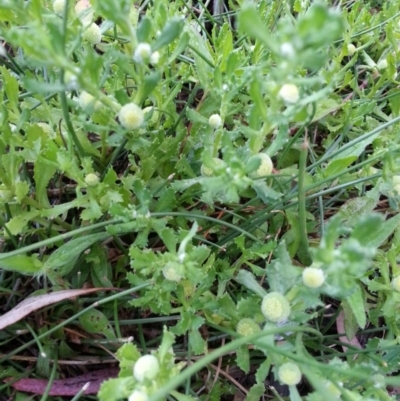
[250,153,273,178]
[133,354,160,382]
[128,390,149,401]
[302,267,325,288]
[150,51,160,65]
[134,43,152,63]
[377,59,388,71]
[208,114,222,129]
[278,83,300,104]
[347,43,356,56]
[162,262,184,282]
[53,0,66,15]
[261,292,291,323]
[83,22,102,45]
[278,362,302,386]
[280,42,295,58]
[84,173,100,186]
[118,103,144,130]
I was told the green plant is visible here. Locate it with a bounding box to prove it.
[1,0,400,400]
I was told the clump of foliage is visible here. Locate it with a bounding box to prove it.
[2,0,400,400]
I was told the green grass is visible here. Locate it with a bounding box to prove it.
[1,0,400,400]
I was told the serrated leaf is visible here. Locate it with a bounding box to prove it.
[255,358,271,384]
[245,383,265,401]
[0,254,43,275]
[235,270,267,298]
[266,242,302,294]
[236,344,250,374]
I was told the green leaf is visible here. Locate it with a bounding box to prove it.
[137,16,152,43]
[346,285,366,329]
[266,242,302,294]
[137,71,161,105]
[255,358,271,384]
[236,344,250,374]
[0,254,44,274]
[44,232,110,272]
[238,5,277,52]
[0,66,19,113]
[78,308,116,339]
[341,300,358,341]
[359,213,400,249]
[245,383,265,401]
[235,270,267,298]
[152,17,184,51]
[98,377,133,401]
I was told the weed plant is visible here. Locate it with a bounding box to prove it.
[1,0,400,400]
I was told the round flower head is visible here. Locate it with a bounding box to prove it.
[84,173,100,186]
[392,276,400,292]
[134,43,152,63]
[236,318,261,336]
[37,123,56,139]
[278,83,300,104]
[162,261,184,282]
[133,354,159,382]
[250,153,273,178]
[83,22,102,45]
[118,103,144,130]
[150,51,160,65]
[208,114,222,129]
[302,267,325,288]
[128,390,149,401]
[53,0,66,15]
[79,91,101,112]
[261,292,291,323]
[377,59,388,71]
[347,43,356,56]
[200,158,225,177]
[278,362,302,386]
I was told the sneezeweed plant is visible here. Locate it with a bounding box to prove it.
[2,0,400,400]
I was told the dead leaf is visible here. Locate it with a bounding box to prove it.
[5,367,119,396]
[336,310,362,354]
[0,288,112,330]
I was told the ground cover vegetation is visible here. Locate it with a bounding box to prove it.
[1,0,400,400]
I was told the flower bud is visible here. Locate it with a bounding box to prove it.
[261,292,291,323]
[200,158,225,177]
[128,390,149,401]
[278,362,302,386]
[83,22,102,45]
[236,318,261,336]
[250,153,273,178]
[134,43,152,63]
[133,354,159,382]
[278,83,300,104]
[162,261,184,282]
[208,114,222,129]
[53,0,66,15]
[150,51,160,65]
[118,103,144,130]
[84,173,100,186]
[347,43,356,56]
[302,267,325,288]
